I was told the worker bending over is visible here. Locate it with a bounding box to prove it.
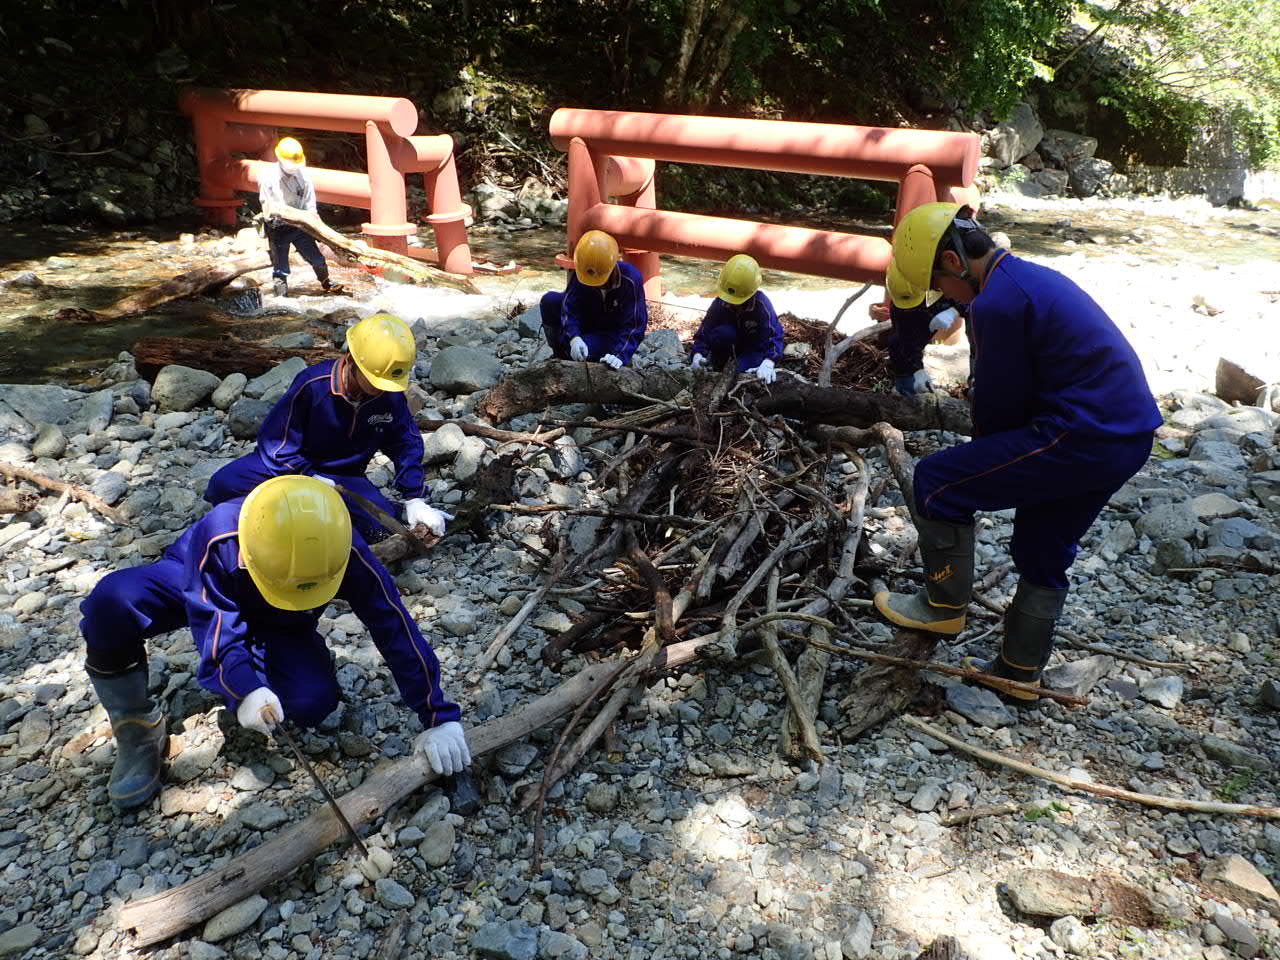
[259,137,343,298]
[205,312,450,543]
[875,203,1159,702]
[540,230,648,368]
[81,476,471,811]
[690,254,784,384]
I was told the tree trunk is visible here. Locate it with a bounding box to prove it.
[269,208,482,295]
[133,337,339,380]
[686,5,750,111]
[662,0,709,108]
[0,491,38,515]
[89,256,271,321]
[477,360,973,435]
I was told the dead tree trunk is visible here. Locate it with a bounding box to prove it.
[477,360,973,435]
[0,491,38,515]
[133,337,339,379]
[87,256,271,321]
[269,208,481,295]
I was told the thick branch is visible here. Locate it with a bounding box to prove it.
[97,255,271,320]
[269,207,481,295]
[759,385,972,435]
[0,462,120,522]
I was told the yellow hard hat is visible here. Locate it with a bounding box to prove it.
[347,312,416,392]
[275,137,306,165]
[239,476,351,612]
[717,254,762,305]
[887,202,964,308]
[573,230,620,286]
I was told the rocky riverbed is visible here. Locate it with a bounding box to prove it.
[0,194,1278,960]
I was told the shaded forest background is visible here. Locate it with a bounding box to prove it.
[1,0,1277,226]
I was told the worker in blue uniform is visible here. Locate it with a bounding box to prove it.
[690,254,784,384]
[875,202,1160,702]
[80,476,471,812]
[539,230,649,369]
[886,298,967,396]
[205,312,450,544]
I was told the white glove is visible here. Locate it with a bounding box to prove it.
[929,307,960,335]
[414,721,472,776]
[600,354,623,370]
[237,687,283,737]
[691,353,707,370]
[315,475,336,487]
[750,358,777,384]
[569,336,588,361]
[405,498,452,536]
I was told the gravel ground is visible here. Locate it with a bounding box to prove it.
[0,195,1278,960]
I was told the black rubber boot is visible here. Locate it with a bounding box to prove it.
[273,277,289,297]
[971,581,1068,704]
[87,664,167,811]
[874,517,975,635]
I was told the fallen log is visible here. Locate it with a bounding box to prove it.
[0,461,120,522]
[477,360,693,424]
[96,255,271,320]
[761,383,972,435]
[269,207,482,295]
[120,635,724,947]
[477,359,973,435]
[133,337,339,379]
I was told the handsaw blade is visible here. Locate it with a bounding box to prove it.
[273,719,370,860]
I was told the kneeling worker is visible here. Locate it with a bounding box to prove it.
[874,203,1159,702]
[206,312,450,544]
[259,136,344,298]
[690,254,783,384]
[81,476,471,811]
[540,230,649,369]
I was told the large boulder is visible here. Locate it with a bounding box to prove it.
[430,347,503,394]
[152,365,221,413]
[227,397,271,440]
[1039,129,1098,166]
[0,384,83,434]
[985,103,1044,168]
[1069,157,1115,198]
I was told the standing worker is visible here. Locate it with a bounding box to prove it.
[205,313,451,543]
[259,137,344,298]
[539,230,648,368]
[690,254,784,384]
[80,476,471,811]
[874,203,1160,702]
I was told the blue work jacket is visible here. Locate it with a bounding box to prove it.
[256,357,426,499]
[168,502,459,729]
[969,253,1161,438]
[560,261,649,364]
[692,292,785,370]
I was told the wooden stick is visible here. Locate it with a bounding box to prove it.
[712,519,815,660]
[415,418,564,448]
[119,660,624,946]
[489,503,702,528]
[761,569,822,763]
[470,552,566,679]
[902,716,1280,820]
[807,636,1088,707]
[1058,628,1191,671]
[0,461,120,522]
[940,802,1020,826]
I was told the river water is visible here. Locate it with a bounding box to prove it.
[2,195,1279,390]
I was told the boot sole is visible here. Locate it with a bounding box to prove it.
[873,592,966,635]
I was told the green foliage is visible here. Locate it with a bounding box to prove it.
[1216,770,1254,802]
[1023,800,1070,821]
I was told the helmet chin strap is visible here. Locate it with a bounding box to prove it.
[940,227,981,297]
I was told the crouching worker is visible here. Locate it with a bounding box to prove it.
[540,230,648,369]
[690,254,783,384]
[80,476,471,812]
[259,137,344,298]
[205,313,450,544]
[884,287,966,396]
[874,203,1159,703]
